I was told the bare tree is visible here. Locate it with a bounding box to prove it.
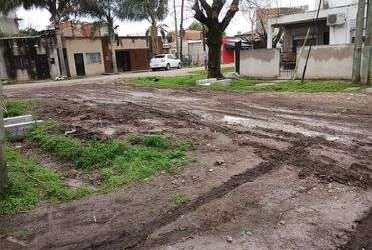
[192,0,240,79]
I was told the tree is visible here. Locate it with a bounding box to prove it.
[0,0,79,77]
[79,0,122,73]
[117,0,168,55]
[192,0,240,78]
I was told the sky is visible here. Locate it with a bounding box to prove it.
[16,0,315,36]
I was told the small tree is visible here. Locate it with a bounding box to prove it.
[117,0,168,55]
[192,0,240,79]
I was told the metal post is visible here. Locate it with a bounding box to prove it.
[0,80,7,195]
[179,0,185,62]
[352,0,367,84]
[173,0,180,58]
[235,41,241,74]
[301,0,322,83]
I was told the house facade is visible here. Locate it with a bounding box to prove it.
[60,22,150,77]
[267,0,358,50]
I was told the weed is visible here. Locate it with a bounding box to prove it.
[13,228,33,240]
[0,148,92,215]
[28,123,190,191]
[172,194,191,206]
[130,70,361,93]
[143,135,170,149]
[4,100,32,118]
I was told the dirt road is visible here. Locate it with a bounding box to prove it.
[1,81,372,250]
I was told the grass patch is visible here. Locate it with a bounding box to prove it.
[28,124,190,190]
[130,72,361,93]
[130,66,360,93]
[4,100,32,118]
[0,147,91,215]
[171,194,191,206]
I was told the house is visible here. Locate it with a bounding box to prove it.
[60,22,151,76]
[111,36,151,72]
[0,14,60,82]
[267,0,358,50]
[239,0,359,80]
[0,32,60,81]
[238,6,307,49]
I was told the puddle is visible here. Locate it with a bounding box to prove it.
[223,115,342,142]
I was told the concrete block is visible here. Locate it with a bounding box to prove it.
[4,115,43,140]
[4,115,33,126]
[214,79,232,85]
[196,78,217,86]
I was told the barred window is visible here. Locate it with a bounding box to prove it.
[86,52,102,64]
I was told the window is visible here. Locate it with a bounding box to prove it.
[86,52,102,64]
[155,55,165,58]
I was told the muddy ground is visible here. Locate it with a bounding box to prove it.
[1,81,372,250]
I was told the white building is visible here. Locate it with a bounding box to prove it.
[0,12,19,35]
[267,0,358,50]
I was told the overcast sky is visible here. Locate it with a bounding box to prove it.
[16,0,315,36]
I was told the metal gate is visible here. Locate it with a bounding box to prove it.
[280,52,296,79]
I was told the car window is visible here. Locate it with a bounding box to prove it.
[155,55,165,58]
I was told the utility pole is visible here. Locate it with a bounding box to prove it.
[179,0,185,61]
[352,0,367,84]
[361,0,371,84]
[0,81,7,195]
[173,0,180,58]
[202,25,207,70]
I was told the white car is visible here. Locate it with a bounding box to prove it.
[150,54,182,71]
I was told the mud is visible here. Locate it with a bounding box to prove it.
[1,82,371,250]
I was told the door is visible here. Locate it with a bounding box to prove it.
[116,50,131,71]
[74,53,86,76]
[35,54,50,80]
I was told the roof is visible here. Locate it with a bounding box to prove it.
[270,4,357,27]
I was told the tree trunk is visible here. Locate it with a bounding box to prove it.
[55,27,68,77]
[206,29,223,79]
[111,40,118,73]
[151,24,159,54]
[0,81,7,195]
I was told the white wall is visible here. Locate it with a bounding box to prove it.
[240,49,280,78]
[0,46,7,80]
[0,13,19,35]
[297,44,353,79]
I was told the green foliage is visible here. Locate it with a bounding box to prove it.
[28,124,190,190]
[188,21,206,31]
[171,194,191,206]
[0,148,91,215]
[130,68,362,93]
[4,100,32,118]
[143,135,170,149]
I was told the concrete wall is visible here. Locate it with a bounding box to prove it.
[0,45,7,80]
[114,37,149,50]
[0,13,19,35]
[240,49,280,78]
[64,38,105,77]
[297,44,353,79]
[188,41,206,65]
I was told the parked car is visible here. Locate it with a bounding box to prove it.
[150,54,182,71]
